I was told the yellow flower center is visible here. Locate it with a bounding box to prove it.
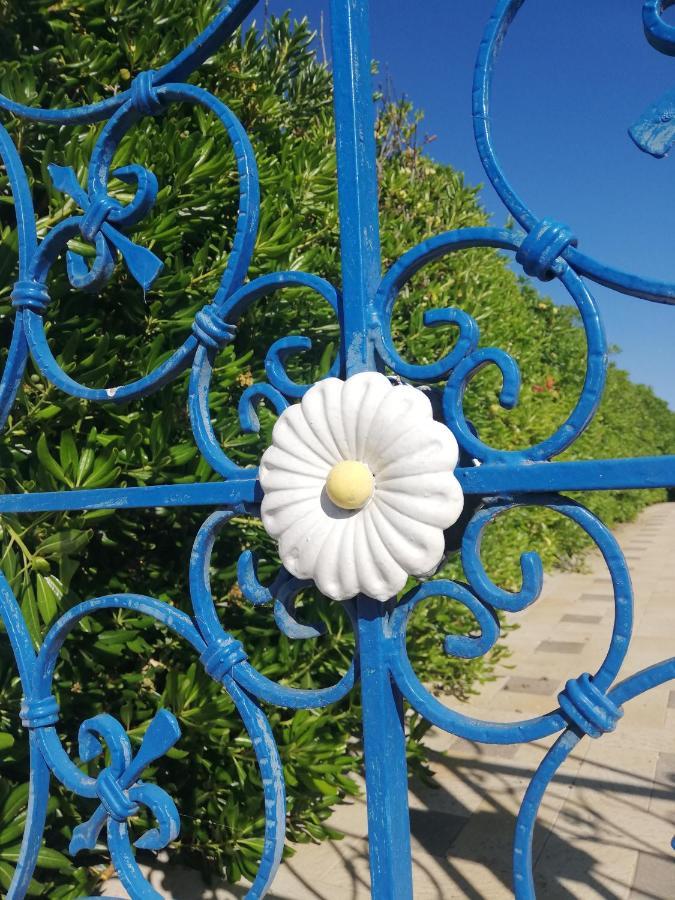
[326,460,374,510]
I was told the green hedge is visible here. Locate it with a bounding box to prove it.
[0,3,672,895]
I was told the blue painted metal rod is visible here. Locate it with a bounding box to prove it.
[330,0,413,896]
[458,455,675,495]
[0,479,259,514]
[330,0,382,374]
[356,597,414,900]
[0,455,673,516]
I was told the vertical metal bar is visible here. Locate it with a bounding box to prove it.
[356,596,414,899]
[6,738,50,900]
[329,0,382,374]
[329,3,414,896]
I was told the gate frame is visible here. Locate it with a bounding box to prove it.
[0,1,674,898]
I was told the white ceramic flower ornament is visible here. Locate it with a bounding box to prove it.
[259,372,464,602]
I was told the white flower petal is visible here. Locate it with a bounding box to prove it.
[302,378,351,459]
[261,493,320,539]
[258,466,324,494]
[375,472,464,529]
[261,484,322,512]
[312,515,356,601]
[368,496,445,577]
[302,377,351,461]
[341,372,393,459]
[272,402,338,469]
[375,420,459,478]
[259,468,322,493]
[278,505,337,580]
[260,444,330,480]
[325,514,361,600]
[354,509,408,601]
[364,383,432,462]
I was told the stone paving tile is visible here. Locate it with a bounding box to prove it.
[561,613,603,624]
[649,752,675,817]
[536,640,585,654]
[606,721,675,756]
[409,761,482,817]
[409,809,469,857]
[626,636,675,665]
[448,738,522,760]
[495,692,563,717]
[502,676,559,695]
[634,615,675,639]
[629,852,675,899]
[532,741,662,899]
[99,503,675,899]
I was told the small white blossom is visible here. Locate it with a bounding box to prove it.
[260,373,464,602]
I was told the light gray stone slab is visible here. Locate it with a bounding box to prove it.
[536,640,585,654]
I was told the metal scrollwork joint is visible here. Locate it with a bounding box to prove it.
[20,695,60,729]
[129,70,165,117]
[200,636,248,682]
[192,304,237,351]
[515,218,578,281]
[95,768,139,823]
[558,672,624,739]
[11,280,50,314]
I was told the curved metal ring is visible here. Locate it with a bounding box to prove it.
[189,510,357,709]
[23,84,259,403]
[389,495,633,743]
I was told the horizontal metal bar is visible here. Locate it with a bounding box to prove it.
[0,455,673,516]
[458,456,675,495]
[0,479,261,514]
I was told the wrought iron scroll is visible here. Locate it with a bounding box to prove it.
[0,0,673,898]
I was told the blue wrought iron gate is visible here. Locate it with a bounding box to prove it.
[0,0,675,897]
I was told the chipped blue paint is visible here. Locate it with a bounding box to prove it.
[630,85,675,157]
[0,1,674,897]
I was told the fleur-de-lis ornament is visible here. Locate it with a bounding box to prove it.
[48,163,163,292]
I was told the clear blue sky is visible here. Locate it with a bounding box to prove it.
[247,1,675,407]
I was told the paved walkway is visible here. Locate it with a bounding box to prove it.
[101,503,675,898]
